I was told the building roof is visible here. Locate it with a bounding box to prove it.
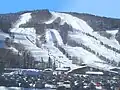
[86,71,103,75]
[56,67,69,71]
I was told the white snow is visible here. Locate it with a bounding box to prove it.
[9,47,19,53]
[49,12,120,51]
[106,30,118,35]
[45,29,63,45]
[46,12,120,59]
[43,44,79,70]
[10,13,49,62]
[86,71,103,75]
[62,45,102,64]
[62,45,116,71]
[69,32,120,63]
[46,29,54,45]
[11,28,36,45]
[50,12,93,33]
[92,32,120,50]
[8,11,120,71]
[13,13,32,28]
[45,12,120,67]
[56,67,69,71]
[106,30,119,40]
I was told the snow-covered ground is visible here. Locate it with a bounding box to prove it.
[46,12,93,33]
[7,11,120,71]
[62,45,116,71]
[43,44,79,70]
[69,32,120,63]
[106,30,118,35]
[10,13,49,62]
[45,29,63,45]
[106,30,118,40]
[44,28,79,70]
[62,45,104,64]
[13,13,32,28]
[50,12,120,50]
[45,11,120,70]
[92,32,120,50]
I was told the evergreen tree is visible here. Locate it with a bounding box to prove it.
[48,56,52,68]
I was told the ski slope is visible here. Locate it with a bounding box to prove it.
[106,30,118,35]
[45,29,63,45]
[69,32,120,63]
[62,45,115,71]
[45,11,120,69]
[46,12,93,33]
[13,13,32,28]
[47,12,120,50]
[43,44,79,70]
[8,11,120,71]
[106,30,118,40]
[10,13,49,62]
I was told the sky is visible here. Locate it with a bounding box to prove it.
[0,0,120,18]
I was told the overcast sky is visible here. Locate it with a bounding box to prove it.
[0,0,120,18]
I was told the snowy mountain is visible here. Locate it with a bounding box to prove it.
[0,9,120,71]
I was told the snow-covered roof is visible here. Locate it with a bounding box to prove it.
[67,66,87,73]
[44,68,53,71]
[86,71,103,75]
[56,68,69,71]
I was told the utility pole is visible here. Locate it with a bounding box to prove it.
[48,56,52,68]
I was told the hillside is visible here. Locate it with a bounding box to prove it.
[0,9,120,72]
